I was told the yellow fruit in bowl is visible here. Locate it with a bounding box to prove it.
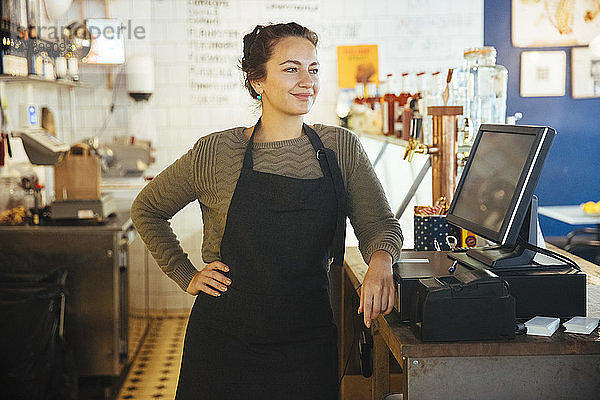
[582,201,600,215]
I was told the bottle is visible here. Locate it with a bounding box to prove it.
[415,72,427,95]
[55,40,68,80]
[354,82,365,100]
[366,82,378,99]
[400,72,410,93]
[427,72,444,106]
[463,47,508,138]
[381,74,395,136]
[422,72,444,145]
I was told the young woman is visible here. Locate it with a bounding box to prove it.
[131,22,403,399]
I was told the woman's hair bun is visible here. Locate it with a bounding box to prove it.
[242,25,263,69]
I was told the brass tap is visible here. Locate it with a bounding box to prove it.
[404,141,436,162]
[457,151,470,167]
[403,140,415,161]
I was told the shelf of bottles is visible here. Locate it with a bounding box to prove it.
[0,74,84,88]
[339,46,509,201]
[340,47,507,150]
[1,27,84,88]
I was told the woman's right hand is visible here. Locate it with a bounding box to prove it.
[186,261,232,296]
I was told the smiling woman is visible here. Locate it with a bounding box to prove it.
[251,36,320,117]
[241,24,321,141]
[131,22,403,400]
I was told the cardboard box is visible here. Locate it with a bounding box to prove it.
[54,144,101,200]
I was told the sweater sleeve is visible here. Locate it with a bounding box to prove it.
[340,130,404,264]
[131,139,207,292]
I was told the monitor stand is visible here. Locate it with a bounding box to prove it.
[446,196,586,318]
[456,196,539,269]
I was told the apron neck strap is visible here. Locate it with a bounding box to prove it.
[303,124,347,266]
[242,119,261,170]
[302,123,325,150]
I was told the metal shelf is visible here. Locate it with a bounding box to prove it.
[0,74,86,88]
[355,129,473,153]
[355,130,410,148]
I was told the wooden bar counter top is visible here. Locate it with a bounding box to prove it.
[340,245,600,400]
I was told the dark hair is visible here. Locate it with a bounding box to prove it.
[240,22,318,100]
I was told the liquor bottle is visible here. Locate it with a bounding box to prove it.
[381,74,395,136]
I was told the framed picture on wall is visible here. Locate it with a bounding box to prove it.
[82,19,125,65]
[520,50,566,97]
[572,46,600,98]
[512,0,600,47]
[337,45,379,88]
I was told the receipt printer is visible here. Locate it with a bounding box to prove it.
[410,269,516,342]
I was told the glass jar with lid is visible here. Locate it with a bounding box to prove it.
[450,54,475,144]
[463,46,508,140]
[0,176,27,225]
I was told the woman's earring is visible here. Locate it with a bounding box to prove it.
[257,94,262,101]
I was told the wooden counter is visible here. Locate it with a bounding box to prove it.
[341,246,600,400]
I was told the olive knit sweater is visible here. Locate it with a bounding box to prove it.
[131,124,403,292]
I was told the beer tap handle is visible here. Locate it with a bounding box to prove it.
[403,140,412,160]
[407,147,415,162]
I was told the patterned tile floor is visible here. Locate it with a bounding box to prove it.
[116,314,189,400]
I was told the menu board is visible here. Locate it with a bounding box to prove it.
[187,0,324,105]
[187,1,238,104]
[186,0,483,107]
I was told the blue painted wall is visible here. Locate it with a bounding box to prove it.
[484,0,600,237]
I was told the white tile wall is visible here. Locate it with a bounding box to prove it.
[7,0,482,310]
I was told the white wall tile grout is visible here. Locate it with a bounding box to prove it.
[12,0,482,311]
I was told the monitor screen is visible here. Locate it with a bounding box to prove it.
[447,124,555,248]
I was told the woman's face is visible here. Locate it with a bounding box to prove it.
[253,36,320,117]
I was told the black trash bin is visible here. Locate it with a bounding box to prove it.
[0,266,76,400]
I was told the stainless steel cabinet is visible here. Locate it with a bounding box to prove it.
[0,213,150,378]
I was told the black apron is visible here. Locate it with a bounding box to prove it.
[175,120,347,400]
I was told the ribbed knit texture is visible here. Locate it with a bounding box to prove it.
[131,124,403,292]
